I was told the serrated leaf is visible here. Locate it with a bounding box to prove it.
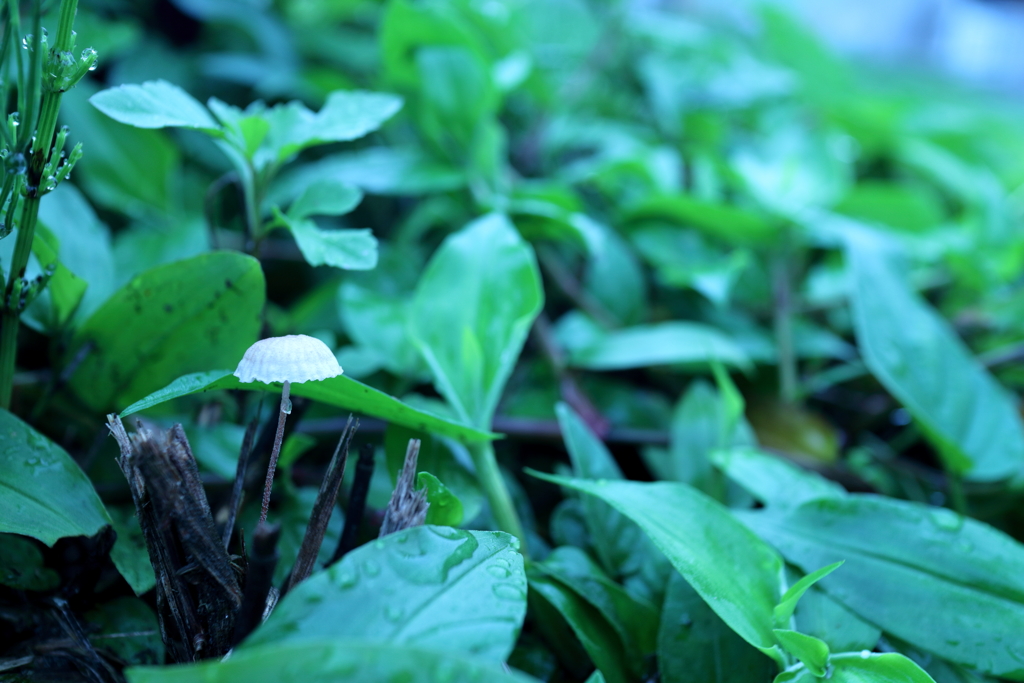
[287,179,363,220]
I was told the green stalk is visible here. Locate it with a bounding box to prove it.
[0,0,79,408]
[772,242,798,405]
[469,441,527,557]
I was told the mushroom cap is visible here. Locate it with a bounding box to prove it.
[233,334,343,384]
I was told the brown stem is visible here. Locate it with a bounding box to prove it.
[259,381,291,526]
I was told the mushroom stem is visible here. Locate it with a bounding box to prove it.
[259,380,291,526]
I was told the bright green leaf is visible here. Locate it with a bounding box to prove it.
[773,629,830,676]
[712,447,846,510]
[409,213,543,428]
[417,472,465,527]
[274,208,378,271]
[287,179,362,220]
[90,80,221,132]
[775,652,936,683]
[774,561,844,628]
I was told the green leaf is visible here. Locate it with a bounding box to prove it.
[0,409,110,546]
[846,236,1024,481]
[274,208,378,271]
[622,193,777,246]
[792,585,880,654]
[126,640,539,683]
[68,251,265,411]
[528,571,632,683]
[0,534,60,590]
[775,652,936,683]
[409,213,543,428]
[658,571,777,683]
[556,403,667,585]
[417,472,465,527]
[557,317,750,372]
[536,546,659,675]
[740,495,1024,678]
[712,447,846,510]
[90,80,221,133]
[244,527,525,663]
[63,82,180,215]
[86,597,164,665]
[286,179,362,221]
[774,561,844,628]
[529,471,783,658]
[259,90,402,164]
[773,630,830,676]
[107,505,157,595]
[30,225,87,331]
[273,148,466,197]
[118,370,496,444]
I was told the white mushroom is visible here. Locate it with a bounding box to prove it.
[234,335,343,525]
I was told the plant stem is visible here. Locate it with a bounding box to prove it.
[470,440,527,557]
[259,381,291,525]
[772,243,798,405]
[0,0,79,409]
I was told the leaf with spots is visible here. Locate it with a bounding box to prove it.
[241,526,527,664]
[68,251,265,412]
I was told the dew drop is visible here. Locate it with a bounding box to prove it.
[334,571,357,588]
[859,650,871,659]
[486,564,511,579]
[492,584,524,601]
[384,605,404,622]
[362,559,381,577]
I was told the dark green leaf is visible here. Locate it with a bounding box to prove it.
[0,409,110,546]
[69,251,264,411]
[658,571,777,683]
[556,403,667,588]
[107,505,156,595]
[86,597,163,665]
[409,213,543,428]
[529,471,783,659]
[741,495,1024,678]
[528,571,632,683]
[0,534,60,591]
[126,640,539,683]
[847,236,1024,480]
[793,585,880,654]
[537,546,659,674]
[118,370,496,444]
[90,80,221,132]
[244,527,525,663]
